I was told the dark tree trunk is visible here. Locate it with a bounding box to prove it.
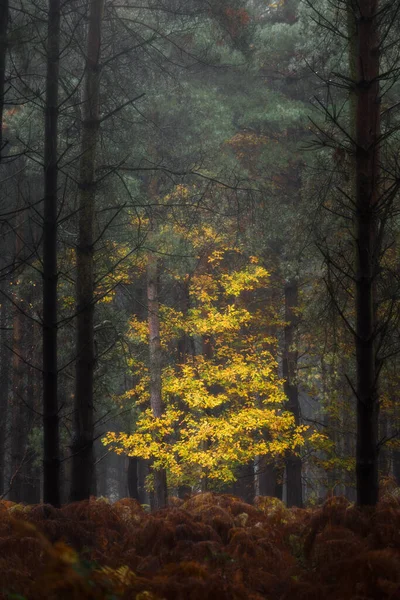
[233,461,255,504]
[70,0,104,502]
[23,308,40,503]
[128,456,139,500]
[9,210,26,503]
[393,450,400,486]
[0,299,10,495]
[42,0,61,507]
[257,457,282,499]
[0,0,8,160]
[353,0,380,507]
[147,253,167,509]
[9,306,25,502]
[283,281,303,508]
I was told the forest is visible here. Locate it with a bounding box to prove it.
[0,0,400,597]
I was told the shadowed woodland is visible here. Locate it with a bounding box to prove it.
[1,0,400,596]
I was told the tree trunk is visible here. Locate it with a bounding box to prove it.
[283,280,303,507]
[9,209,26,502]
[128,456,139,500]
[393,449,400,486]
[9,303,25,502]
[353,0,380,507]
[257,457,282,499]
[23,305,40,504]
[0,0,8,160]
[70,0,104,502]
[42,0,61,507]
[147,253,167,509]
[233,461,255,504]
[0,298,10,495]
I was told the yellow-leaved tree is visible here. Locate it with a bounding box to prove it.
[104,225,308,488]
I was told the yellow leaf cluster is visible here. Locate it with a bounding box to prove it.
[104,229,309,486]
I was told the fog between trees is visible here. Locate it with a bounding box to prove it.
[0,0,399,509]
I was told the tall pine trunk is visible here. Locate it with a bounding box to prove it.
[9,301,24,501]
[24,306,40,503]
[283,280,303,507]
[0,0,8,160]
[70,0,104,502]
[147,253,167,509]
[42,0,61,507]
[9,209,25,502]
[71,0,104,501]
[353,0,380,506]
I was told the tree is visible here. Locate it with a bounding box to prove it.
[303,0,400,505]
[352,0,380,506]
[42,0,61,507]
[105,231,310,490]
[0,0,8,161]
[70,0,105,502]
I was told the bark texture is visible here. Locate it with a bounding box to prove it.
[42,0,61,507]
[128,456,139,500]
[70,0,104,502]
[9,210,27,502]
[353,0,380,506]
[0,0,8,160]
[24,309,40,504]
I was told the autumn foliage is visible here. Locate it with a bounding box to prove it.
[1,490,400,600]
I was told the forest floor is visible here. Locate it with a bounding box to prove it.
[0,489,400,600]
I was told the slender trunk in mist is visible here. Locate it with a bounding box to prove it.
[0,0,8,160]
[9,211,26,502]
[70,0,104,502]
[0,299,10,495]
[147,253,167,509]
[283,280,303,508]
[353,0,380,507]
[9,318,25,501]
[42,0,61,507]
[257,309,283,500]
[128,456,139,500]
[24,306,40,503]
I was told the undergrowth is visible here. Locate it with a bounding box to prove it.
[0,487,400,600]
